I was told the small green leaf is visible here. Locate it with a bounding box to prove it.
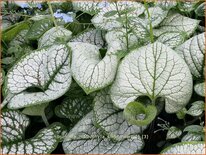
[166,126,182,140]
[181,133,202,142]
[2,21,30,42]
[124,102,157,126]
[194,82,205,97]
[26,18,53,40]
[176,108,187,119]
[184,125,204,133]
[187,101,205,117]
[195,2,205,17]
[22,103,49,116]
[1,57,14,65]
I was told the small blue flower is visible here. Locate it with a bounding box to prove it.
[36,3,42,9]
[15,2,30,8]
[98,1,110,9]
[53,11,74,23]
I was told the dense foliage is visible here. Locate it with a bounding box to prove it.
[1,0,205,154]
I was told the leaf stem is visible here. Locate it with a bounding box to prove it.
[47,1,57,27]
[144,0,154,43]
[41,112,49,127]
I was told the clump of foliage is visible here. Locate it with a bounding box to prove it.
[1,0,205,154]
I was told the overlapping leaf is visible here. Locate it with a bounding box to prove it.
[63,112,144,154]
[110,42,193,113]
[160,141,205,154]
[38,26,72,48]
[1,110,66,154]
[3,44,72,109]
[176,32,205,78]
[70,28,105,48]
[92,1,145,30]
[153,12,200,37]
[68,42,119,94]
[194,82,205,97]
[93,89,146,139]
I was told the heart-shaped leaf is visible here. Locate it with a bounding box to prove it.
[176,32,205,78]
[166,126,182,140]
[70,28,105,48]
[110,42,193,113]
[93,90,146,139]
[63,112,144,154]
[3,44,72,109]
[194,82,205,97]
[2,114,66,154]
[186,101,205,117]
[26,18,53,40]
[92,1,144,30]
[160,141,205,154]
[38,26,72,48]
[124,102,157,126]
[153,12,200,37]
[68,42,119,94]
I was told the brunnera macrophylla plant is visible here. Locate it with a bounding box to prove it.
[1,0,205,154]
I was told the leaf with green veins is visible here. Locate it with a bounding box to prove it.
[55,96,93,122]
[124,102,157,126]
[194,82,205,97]
[26,18,54,40]
[157,32,186,49]
[1,110,30,144]
[156,0,177,10]
[72,1,101,15]
[145,6,168,28]
[68,42,119,94]
[2,21,30,42]
[9,29,29,47]
[166,126,182,140]
[187,101,205,117]
[181,133,202,142]
[92,1,145,30]
[2,122,67,154]
[176,33,205,78]
[38,26,72,48]
[160,141,205,154]
[184,125,204,133]
[2,44,72,109]
[153,12,200,37]
[93,89,146,139]
[195,2,205,17]
[70,28,106,48]
[110,42,193,113]
[62,112,144,154]
[22,103,49,116]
